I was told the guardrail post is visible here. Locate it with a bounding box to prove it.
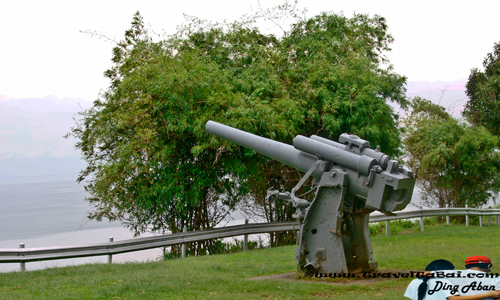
[488,207,491,227]
[466,204,469,227]
[19,243,25,272]
[243,219,249,251]
[446,204,450,225]
[181,226,187,258]
[479,215,483,227]
[420,217,424,232]
[107,237,113,264]
[386,220,390,236]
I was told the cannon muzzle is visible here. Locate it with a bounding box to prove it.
[206,121,323,176]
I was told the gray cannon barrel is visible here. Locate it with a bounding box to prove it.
[206,121,321,177]
[310,135,390,170]
[293,135,376,176]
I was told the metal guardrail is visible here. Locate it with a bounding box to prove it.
[0,221,299,264]
[370,206,500,236]
[369,207,500,222]
[1,207,499,270]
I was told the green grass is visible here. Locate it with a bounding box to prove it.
[1,224,500,299]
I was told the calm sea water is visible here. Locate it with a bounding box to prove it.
[0,175,162,272]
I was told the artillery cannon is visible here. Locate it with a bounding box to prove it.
[206,120,416,274]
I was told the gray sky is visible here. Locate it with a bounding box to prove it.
[1,0,499,102]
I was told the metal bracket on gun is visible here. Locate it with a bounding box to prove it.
[266,161,322,220]
[290,161,323,219]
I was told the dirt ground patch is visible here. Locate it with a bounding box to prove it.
[248,269,417,286]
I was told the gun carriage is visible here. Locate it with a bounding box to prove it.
[206,120,416,274]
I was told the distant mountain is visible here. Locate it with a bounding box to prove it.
[406,80,468,118]
[0,95,93,114]
[0,95,92,178]
[0,157,87,179]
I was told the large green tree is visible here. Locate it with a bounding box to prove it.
[70,7,408,252]
[464,42,500,136]
[262,12,408,245]
[403,97,500,208]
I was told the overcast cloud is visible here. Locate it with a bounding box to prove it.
[1,0,499,101]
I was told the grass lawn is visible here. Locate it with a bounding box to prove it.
[1,223,499,299]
